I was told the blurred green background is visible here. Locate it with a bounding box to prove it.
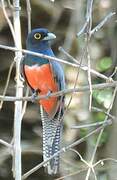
[0,0,117,179]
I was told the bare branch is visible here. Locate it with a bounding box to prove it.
[55,168,88,180]
[21,87,29,119]
[86,43,92,111]
[94,158,117,167]
[12,0,23,179]
[91,107,115,120]
[85,0,94,111]
[76,0,94,37]
[0,44,113,81]
[109,66,117,78]
[59,46,112,81]
[71,119,112,129]
[26,0,31,33]
[0,139,12,148]
[0,81,116,102]
[91,12,116,35]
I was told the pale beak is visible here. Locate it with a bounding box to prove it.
[43,32,56,41]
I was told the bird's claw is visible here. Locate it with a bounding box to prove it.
[31,90,38,102]
[46,90,52,99]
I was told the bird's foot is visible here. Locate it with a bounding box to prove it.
[31,89,39,102]
[45,90,52,99]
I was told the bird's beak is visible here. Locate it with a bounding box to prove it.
[43,32,56,41]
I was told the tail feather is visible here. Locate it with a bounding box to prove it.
[40,106,62,175]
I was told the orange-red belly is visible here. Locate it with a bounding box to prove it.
[24,64,58,116]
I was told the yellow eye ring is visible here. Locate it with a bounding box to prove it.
[34,33,41,40]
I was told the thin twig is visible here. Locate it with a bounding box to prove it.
[77,11,116,37]
[71,119,112,129]
[21,87,29,119]
[7,0,13,8]
[62,45,87,122]
[0,139,12,148]
[94,158,117,167]
[87,44,92,111]
[55,168,88,180]
[76,0,94,37]
[77,21,88,37]
[109,66,117,78]
[59,46,112,81]
[91,12,116,35]
[91,107,115,120]
[70,148,89,166]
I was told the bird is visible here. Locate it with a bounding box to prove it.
[22,28,65,175]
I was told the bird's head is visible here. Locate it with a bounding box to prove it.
[26,28,56,51]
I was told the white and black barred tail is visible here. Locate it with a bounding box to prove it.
[40,106,62,175]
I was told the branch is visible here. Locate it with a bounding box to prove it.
[77,10,116,37]
[85,0,94,111]
[91,107,115,120]
[71,119,112,129]
[91,12,116,35]
[0,139,12,148]
[26,0,31,33]
[0,44,112,81]
[59,47,112,81]
[55,168,88,180]
[0,82,116,102]
[12,0,23,179]
[94,158,117,168]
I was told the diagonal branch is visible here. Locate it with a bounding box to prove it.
[91,12,116,35]
[0,139,12,148]
[0,44,113,81]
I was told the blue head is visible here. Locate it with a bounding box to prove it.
[26,28,56,52]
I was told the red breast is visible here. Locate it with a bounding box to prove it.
[24,64,58,117]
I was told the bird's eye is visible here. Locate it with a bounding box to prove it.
[34,33,41,40]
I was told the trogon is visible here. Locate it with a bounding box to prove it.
[22,28,65,175]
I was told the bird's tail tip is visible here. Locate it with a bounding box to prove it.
[44,161,59,175]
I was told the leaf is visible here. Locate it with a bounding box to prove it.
[96,57,112,72]
[93,89,113,108]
